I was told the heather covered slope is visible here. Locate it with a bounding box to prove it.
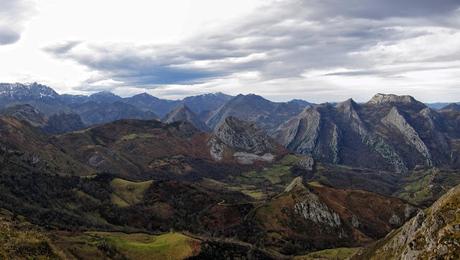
[0,116,91,176]
[241,177,416,255]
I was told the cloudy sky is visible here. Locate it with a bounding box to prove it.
[1,0,460,102]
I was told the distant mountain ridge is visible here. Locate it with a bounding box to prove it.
[0,83,239,127]
[0,82,314,131]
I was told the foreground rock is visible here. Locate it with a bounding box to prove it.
[354,184,460,259]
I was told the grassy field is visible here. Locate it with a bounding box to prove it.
[54,231,201,260]
[110,178,153,207]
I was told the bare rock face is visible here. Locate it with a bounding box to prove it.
[295,155,315,171]
[209,116,281,164]
[294,192,342,228]
[232,152,275,165]
[275,107,321,152]
[382,107,432,167]
[355,184,460,260]
[368,93,419,106]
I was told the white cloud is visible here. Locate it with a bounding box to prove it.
[2,0,460,102]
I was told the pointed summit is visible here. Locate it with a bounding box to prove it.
[163,104,210,132]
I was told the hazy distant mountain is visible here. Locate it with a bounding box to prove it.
[441,103,460,111]
[274,93,460,173]
[206,94,308,133]
[88,91,123,103]
[1,103,84,134]
[72,101,158,125]
[182,92,233,115]
[162,104,210,132]
[123,93,180,118]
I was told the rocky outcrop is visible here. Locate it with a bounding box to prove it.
[355,184,460,259]
[368,93,421,107]
[295,155,315,171]
[209,117,281,163]
[232,152,275,165]
[294,191,342,228]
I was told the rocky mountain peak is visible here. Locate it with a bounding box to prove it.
[0,82,58,99]
[163,104,210,132]
[336,98,360,113]
[368,93,419,106]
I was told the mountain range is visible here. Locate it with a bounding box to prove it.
[0,82,459,259]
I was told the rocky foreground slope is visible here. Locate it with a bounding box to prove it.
[354,184,460,259]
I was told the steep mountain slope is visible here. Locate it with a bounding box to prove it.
[0,116,91,176]
[43,113,85,134]
[1,104,47,127]
[1,104,85,134]
[274,94,460,173]
[355,184,460,259]
[51,120,211,179]
[208,116,286,164]
[163,104,210,132]
[206,94,307,133]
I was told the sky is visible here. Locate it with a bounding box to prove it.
[1,0,460,102]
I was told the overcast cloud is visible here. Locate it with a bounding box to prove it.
[0,0,34,45]
[2,0,460,101]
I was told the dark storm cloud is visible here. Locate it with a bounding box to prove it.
[0,0,35,45]
[44,0,460,91]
